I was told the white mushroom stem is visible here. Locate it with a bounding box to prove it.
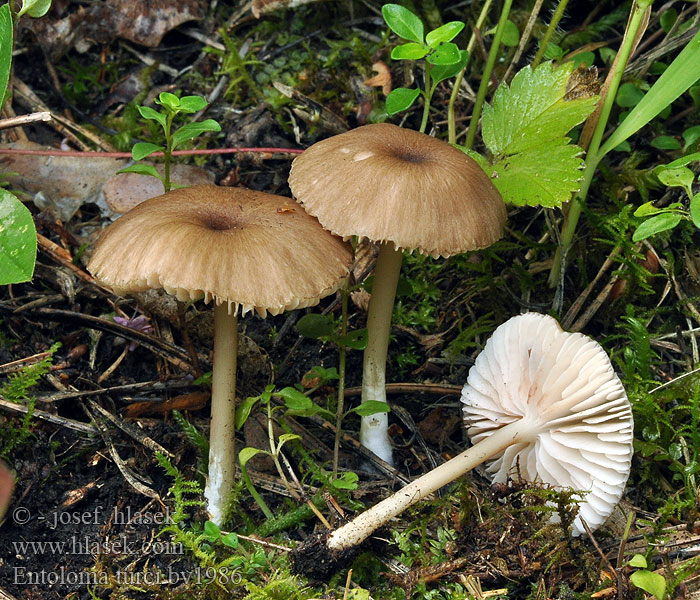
[328,416,537,552]
[204,303,239,526]
[360,241,404,465]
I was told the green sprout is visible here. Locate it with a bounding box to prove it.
[118,92,221,192]
[381,4,468,133]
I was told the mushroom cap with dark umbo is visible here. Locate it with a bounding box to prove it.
[288,123,506,257]
[88,185,353,315]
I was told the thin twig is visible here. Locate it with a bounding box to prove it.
[0,396,98,434]
[0,111,51,130]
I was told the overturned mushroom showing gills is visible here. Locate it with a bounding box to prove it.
[311,313,632,559]
[289,123,506,464]
[88,185,352,525]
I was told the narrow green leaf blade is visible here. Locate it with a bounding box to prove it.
[235,395,260,430]
[0,189,37,284]
[382,4,424,44]
[600,27,700,157]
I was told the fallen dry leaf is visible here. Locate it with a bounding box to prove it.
[364,61,392,97]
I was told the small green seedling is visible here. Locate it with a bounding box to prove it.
[633,152,700,241]
[381,3,468,132]
[119,92,221,192]
[628,554,667,600]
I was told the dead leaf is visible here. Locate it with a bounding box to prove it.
[23,0,206,59]
[364,61,392,97]
[122,391,209,418]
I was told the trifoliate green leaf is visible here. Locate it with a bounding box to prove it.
[488,138,585,207]
[482,61,598,156]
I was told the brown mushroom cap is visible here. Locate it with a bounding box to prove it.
[288,123,506,257]
[88,185,352,316]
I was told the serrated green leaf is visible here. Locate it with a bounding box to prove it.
[386,87,420,115]
[239,447,267,468]
[177,95,208,113]
[382,4,424,44]
[116,164,163,179]
[137,105,167,127]
[431,49,468,84]
[488,139,585,207]
[426,42,461,65]
[482,62,598,156]
[132,142,164,161]
[0,189,37,284]
[689,193,700,228]
[630,570,666,600]
[0,4,12,111]
[425,21,465,47]
[296,313,335,338]
[17,0,51,18]
[276,433,301,451]
[633,213,682,241]
[350,401,391,417]
[172,119,221,148]
[391,42,429,61]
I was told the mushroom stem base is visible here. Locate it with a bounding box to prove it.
[360,242,404,465]
[328,417,532,552]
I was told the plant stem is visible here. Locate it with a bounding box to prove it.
[163,111,175,193]
[548,0,652,287]
[327,417,535,552]
[464,0,513,150]
[532,0,571,68]
[360,242,404,465]
[333,274,351,477]
[447,0,493,144]
[239,462,274,520]
[204,303,238,526]
[419,67,433,134]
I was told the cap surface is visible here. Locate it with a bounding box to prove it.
[88,185,353,316]
[288,123,506,257]
[461,313,633,535]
